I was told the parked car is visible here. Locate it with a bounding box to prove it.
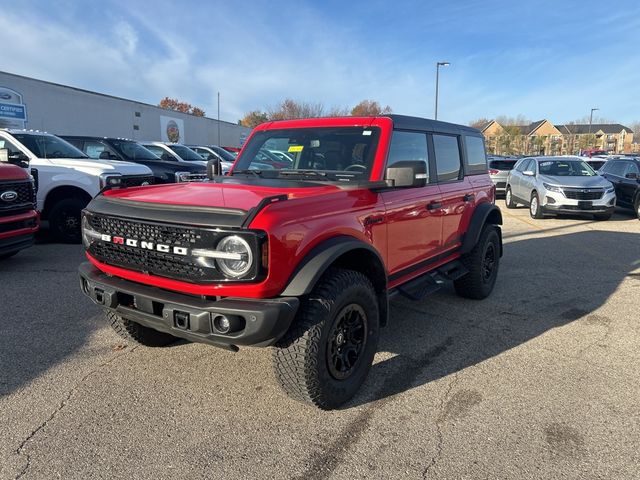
[0,130,153,242]
[505,156,616,220]
[78,114,502,409]
[487,156,517,196]
[62,136,207,184]
[598,156,640,219]
[187,145,235,173]
[140,142,207,167]
[0,160,39,258]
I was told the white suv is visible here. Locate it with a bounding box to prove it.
[0,130,153,242]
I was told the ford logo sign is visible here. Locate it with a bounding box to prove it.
[1,190,18,202]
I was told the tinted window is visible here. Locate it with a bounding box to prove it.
[110,140,160,161]
[624,161,639,175]
[489,160,517,170]
[433,134,461,182]
[607,161,627,177]
[168,145,206,162]
[145,145,168,158]
[84,141,110,159]
[464,136,487,174]
[12,134,87,159]
[386,131,429,181]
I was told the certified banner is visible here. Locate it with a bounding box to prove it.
[0,87,27,129]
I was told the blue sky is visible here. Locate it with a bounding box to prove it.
[2,0,639,125]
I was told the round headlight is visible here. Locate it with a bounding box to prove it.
[215,236,253,278]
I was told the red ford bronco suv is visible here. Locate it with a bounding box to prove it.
[0,162,39,259]
[79,115,502,409]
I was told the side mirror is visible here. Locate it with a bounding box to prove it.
[625,172,638,180]
[385,161,427,188]
[207,158,221,179]
[2,149,30,168]
[523,170,535,176]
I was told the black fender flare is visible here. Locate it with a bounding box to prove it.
[460,202,503,256]
[281,235,386,296]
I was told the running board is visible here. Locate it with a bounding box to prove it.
[391,260,468,301]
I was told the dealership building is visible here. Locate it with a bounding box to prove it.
[0,71,251,147]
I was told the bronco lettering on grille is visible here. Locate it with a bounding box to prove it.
[100,234,188,255]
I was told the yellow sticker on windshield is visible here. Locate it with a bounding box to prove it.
[288,145,304,153]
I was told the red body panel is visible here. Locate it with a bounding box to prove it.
[0,163,30,181]
[87,116,495,299]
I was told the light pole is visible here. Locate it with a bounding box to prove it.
[588,107,599,149]
[217,92,221,146]
[434,61,450,120]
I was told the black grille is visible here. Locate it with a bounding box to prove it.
[0,180,36,216]
[121,175,155,187]
[87,214,262,283]
[0,217,37,233]
[563,189,603,200]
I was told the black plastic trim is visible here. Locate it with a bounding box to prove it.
[79,262,299,348]
[460,202,503,255]
[87,194,248,228]
[0,233,34,255]
[281,236,385,296]
[242,194,288,228]
[388,247,459,283]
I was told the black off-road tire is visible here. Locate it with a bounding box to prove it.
[505,186,517,209]
[454,225,500,300]
[529,191,544,219]
[273,268,380,410]
[106,311,177,347]
[48,197,87,243]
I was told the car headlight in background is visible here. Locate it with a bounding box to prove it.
[605,186,615,194]
[99,173,123,189]
[542,182,562,193]
[175,171,192,182]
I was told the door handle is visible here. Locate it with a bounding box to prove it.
[427,201,442,211]
[463,193,475,202]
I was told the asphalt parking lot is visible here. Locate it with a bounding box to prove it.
[1,206,639,480]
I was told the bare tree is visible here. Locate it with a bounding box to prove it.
[469,118,491,129]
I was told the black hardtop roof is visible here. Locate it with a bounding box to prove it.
[387,114,482,136]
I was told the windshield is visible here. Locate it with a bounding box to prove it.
[234,126,380,181]
[13,133,88,159]
[210,146,236,162]
[168,145,205,161]
[110,140,160,161]
[538,160,596,176]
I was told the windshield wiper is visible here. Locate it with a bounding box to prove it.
[278,170,327,177]
[233,169,263,177]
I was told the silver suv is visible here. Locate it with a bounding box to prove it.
[505,156,616,220]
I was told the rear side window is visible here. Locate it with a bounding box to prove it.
[433,134,462,182]
[606,162,626,176]
[489,159,517,170]
[387,131,429,181]
[464,136,487,174]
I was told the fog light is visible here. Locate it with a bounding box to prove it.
[212,314,244,334]
[545,196,556,204]
[213,315,231,333]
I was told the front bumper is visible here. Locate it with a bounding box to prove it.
[541,190,616,214]
[79,262,299,349]
[0,210,39,255]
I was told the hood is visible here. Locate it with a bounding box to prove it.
[46,158,152,176]
[540,175,611,188]
[103,180,342,212]
[0,163,30,181]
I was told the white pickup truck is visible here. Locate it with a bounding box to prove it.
[0,129,153,243]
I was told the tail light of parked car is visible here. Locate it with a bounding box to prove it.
[489,169,500,175]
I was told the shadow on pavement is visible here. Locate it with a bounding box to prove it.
[351,229,640,407]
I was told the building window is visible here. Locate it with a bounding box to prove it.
[135,111,141,117]
[133,125,140,130]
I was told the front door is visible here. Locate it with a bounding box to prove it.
[381,130,442,277]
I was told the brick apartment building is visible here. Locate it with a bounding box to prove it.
[480,119,634,156]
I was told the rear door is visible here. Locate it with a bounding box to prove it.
[601,161,628,206]
[381,130,443,277]
[432,133,473,251]
[620,161,640,206]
